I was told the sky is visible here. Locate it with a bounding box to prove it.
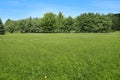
[0,0,120,22]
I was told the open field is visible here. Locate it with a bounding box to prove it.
[0,33,120,80]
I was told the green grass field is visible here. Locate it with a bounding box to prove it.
[0,33,120,80]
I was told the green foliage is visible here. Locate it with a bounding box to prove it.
[108,13,120,31]
[40,12,56,33]
[0,18,5,34]
[0,33,120,80]
[64,16,74,32]
[75,13,112,32]
[5,19,17,33]
[56,12,65,32]
[23,17,33,33]
[3,12,120,33]
[4,17,42,33]
[18,19,26,33]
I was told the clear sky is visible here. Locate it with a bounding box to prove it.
[0,0,120,22]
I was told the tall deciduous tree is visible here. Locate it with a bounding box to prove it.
[108,13,120,31]
[0,18,5,34]
[56,12,65,32]
[40,12,56,32]
[64,16,74,32]
[75,13,112,32]
[5,19,17,33]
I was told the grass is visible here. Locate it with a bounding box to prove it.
[0,33,120,80]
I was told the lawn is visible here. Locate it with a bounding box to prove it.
[0,33,120,80]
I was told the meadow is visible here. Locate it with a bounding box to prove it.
[0,33,120,80]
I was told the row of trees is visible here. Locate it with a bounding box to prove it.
[0,12,120,34]
[4,12,75,33]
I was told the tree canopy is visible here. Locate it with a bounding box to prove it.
[1,12,119,34]
[75,13,112,32]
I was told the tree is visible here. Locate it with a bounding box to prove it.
[108,13,120,31]
[40,12,56,32]
[64,16,74,32]
[32,18,41,33]
[5,19,17,33]
[25,17,33,33]
[56,12,65,32]
[19,17,34,33]
[0,18,5,34]
[17,19,26,33]
[97,14,112,32]
[75,13,112,33]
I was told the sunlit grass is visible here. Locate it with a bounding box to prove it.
[0,33,120,80]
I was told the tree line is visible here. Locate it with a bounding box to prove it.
[0,12,120,34]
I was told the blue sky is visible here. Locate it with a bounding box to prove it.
[0,0,120,22]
